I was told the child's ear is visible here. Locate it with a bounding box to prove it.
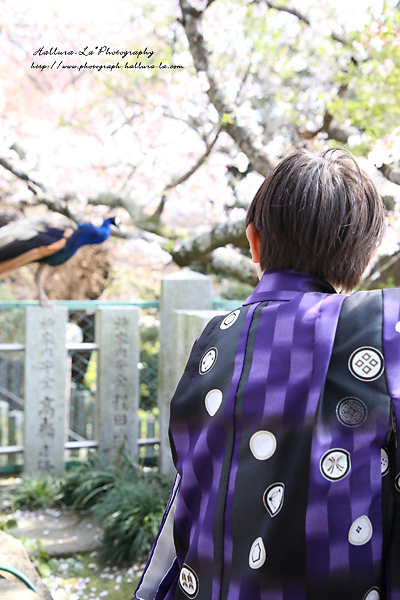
[246,222,261,264]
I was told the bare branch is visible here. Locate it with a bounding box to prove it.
[152,128,220,220]
[254,0,350,46]
[112,224,169,245]
[167,129,220,190]
[0,150,172,238]
[162,106,213,140]
[33,192,80,221]
[0,157,46,191]
[152,129,219,221]
[297,83,360,143]
[179,0,276,176]
[361,250,400,290]
[88,192,146,224]
[0,154,80,221]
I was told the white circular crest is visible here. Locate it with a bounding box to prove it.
[249,431,277,461]
[249,537,266,569]
[220,309,240,330]
[263,483,284,517]
[395,473,400,492]
[348,515,373,546]
[199,347,218,375]
[179,564,199,599]
[395,321,400,333]
[363,588,380,600]
[320,449,351,481]
[381,448,389,476]
[205,389,223,416]
[348,347,384,381]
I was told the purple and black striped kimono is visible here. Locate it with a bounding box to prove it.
[135,269,400,600]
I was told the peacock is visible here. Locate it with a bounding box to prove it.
[0,213,120,305]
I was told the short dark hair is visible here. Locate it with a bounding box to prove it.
[245,148,386,292]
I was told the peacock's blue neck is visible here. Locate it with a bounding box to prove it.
[44,220,113,266]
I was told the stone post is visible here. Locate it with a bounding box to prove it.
[95,307,139,462]
[24,306,68,476]
[172,310,226,391]
[158,270,212,478]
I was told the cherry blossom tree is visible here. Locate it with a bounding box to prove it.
[1,0,400,297]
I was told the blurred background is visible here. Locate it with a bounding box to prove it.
[1,0,400,304]
[1,4,400,593]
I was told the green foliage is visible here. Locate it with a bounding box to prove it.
[328,6,400,143]
[93,477,169,565]
[139,325,159,410]
[60,462,118,510]
[0,516,18,534]
[0,285,25,344]
[3,451,170,565]
[378,276,397,289]
[216,277,254,301]
[60,451,169,564]
[240,0,347,131]
[220,113,234,126]
[2,475,63,511]
[22,536,51,577]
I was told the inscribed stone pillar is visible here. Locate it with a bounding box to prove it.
[158,270,212,478]
[95,307,139,462]
[24,306,68,476]
[172,310,226,391]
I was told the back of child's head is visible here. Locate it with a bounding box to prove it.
[245,148,386,292]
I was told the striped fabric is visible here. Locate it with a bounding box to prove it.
[135,270,400,600]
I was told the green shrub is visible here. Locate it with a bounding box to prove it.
[60,450,170,563]
[3,451,170,565]
[2,475,62,511]
[60,462,119,509]
[93,477,169,565]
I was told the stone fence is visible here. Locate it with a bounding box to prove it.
[0,270,231,480]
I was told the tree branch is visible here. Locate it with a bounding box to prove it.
[179,0,276,176]
[379,163,400,186]
[152,128,220,219]
[32,192,80,221]
[0,157,46,191]
[193,246,258,286]
[88,192,146,224]
[0,154,82,221]
[111,224,169,245]
[170,218,248,266]
[361,250,400,290]
[254,0,350,46]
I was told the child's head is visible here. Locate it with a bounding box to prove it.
[245,148,386,292]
